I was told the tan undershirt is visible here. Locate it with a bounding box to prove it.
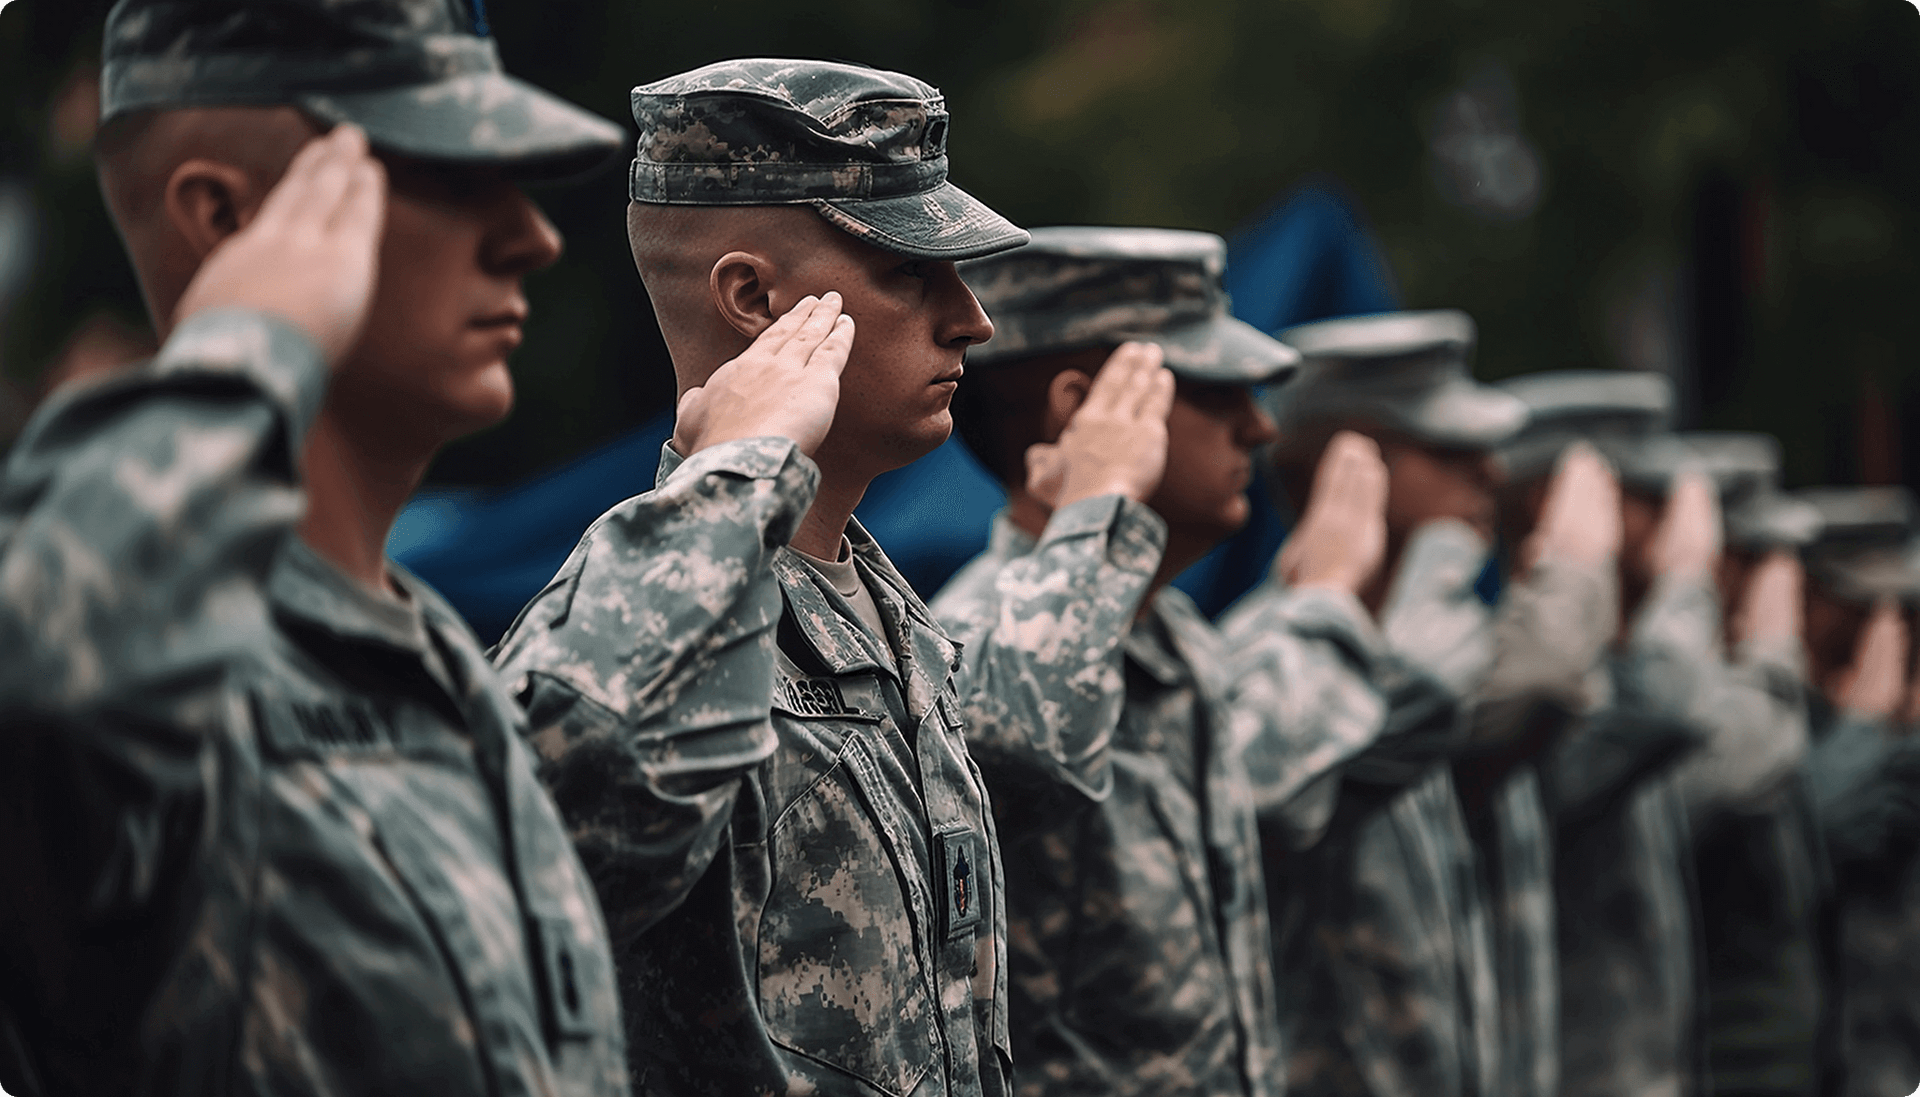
[794,537,892,658]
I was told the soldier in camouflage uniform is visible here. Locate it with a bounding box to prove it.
[1791,488,1920,1097]
[935,226,1396,1096]
[1641,438,1828,1097]
[1241,315,1619,1097]
[492,60,1029,1096]
[1496,375,1813,1097]
[0,0,806,1092]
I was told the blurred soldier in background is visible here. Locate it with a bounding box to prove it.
[1243,313,1618,1097]
[0,0,692,1091]
[1662,434,1826,1097]
[1498,371,1720,1097]
[939,226,1391,1096]
[492,59,1030,1097]
[1793,487,1920,1097]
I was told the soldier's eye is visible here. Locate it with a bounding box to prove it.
[897,260,929,280]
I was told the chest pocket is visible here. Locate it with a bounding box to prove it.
[248,691,564,1088]
[758,682,938,1097]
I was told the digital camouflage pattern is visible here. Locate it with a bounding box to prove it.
[0,308,626,1096]
[628,59,1027,260]
[936,495,1373,1096]
[957,227,1300,384]
[1811,702,1920,1097]
[1225,561,1493,1097]
[490,436,820,945]
[1381,520,1622,1097]
[499,443,1010,1097]
[101,0,625,174]
[1548,573,1723,1097]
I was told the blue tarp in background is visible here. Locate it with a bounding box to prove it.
[391,184,1401,643]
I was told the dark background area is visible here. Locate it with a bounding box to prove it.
[3,0,1919,492]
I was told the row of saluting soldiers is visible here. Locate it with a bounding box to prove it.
[0,2,1913,1095]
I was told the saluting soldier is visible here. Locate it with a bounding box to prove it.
[1791,487,1920,1097]
[1239,315,1619,1097]
[934,226,1396,1096]
[1497,373,1794,1097]
[0,2,843,1093]
[491,59,1029,1097]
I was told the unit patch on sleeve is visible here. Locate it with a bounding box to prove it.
[936,825,985,940]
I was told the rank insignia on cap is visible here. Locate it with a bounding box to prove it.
[937,826,984,939]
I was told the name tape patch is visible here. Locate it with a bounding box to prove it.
[775,675,867,720]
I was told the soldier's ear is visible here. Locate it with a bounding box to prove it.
[710,251,779,338]
[1041,369,1094,442]
[165,158,261,261]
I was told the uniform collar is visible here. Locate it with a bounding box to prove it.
[270,537,437,655]
[776,515,962,719]
[268,538,506,715]
[1124,591,1195,688]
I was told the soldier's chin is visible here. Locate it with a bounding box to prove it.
[435,365,516,439]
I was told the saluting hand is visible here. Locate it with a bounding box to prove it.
[1647,468,1722,580]
[1837,599,1908,719]
[1523,442,1622,571]
[1280,430,1389,595]
[1732,550,1804,647]
[174,124,387,368]
[1024,341,1174,510]
[674,292,855,459]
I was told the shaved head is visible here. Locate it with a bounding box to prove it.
[96,106,320,332]
[626,202,841,392]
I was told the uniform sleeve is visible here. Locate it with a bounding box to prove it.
[1539,573,1719,827]
[1803,711,1907,868]
[1448,558,1616,810]
[490,436,818,942]
[0,308,326,923]
[1221,583,1392,833]
[934,494,1165,819]
[1669,632,1810,831]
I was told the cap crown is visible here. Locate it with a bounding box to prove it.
[1796,486,1920,601]
[1798,486,1917,548]
[104,0,495,117]
[1500,370,1674,439]
[1499,370,1674,483]
[629,59,950,204]
[1268,310,1525,448]
[962,227,1223,358]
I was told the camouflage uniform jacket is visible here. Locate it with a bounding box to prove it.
[0,309,627,1097]
[1223,539,1490,1097]
[1683,635,1826,1097]
[1380,521,1618,1097]
[496,443,1010,1097]
[1810,702,1920,1097]
[1548,574,1720,1097]
[934,497,1314,1097]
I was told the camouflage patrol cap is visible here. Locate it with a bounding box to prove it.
[100,0,625,176]
[1796,486,1920,602]
[1268,310,1526,448]
[1497,370,1674,484]
[628,59,1027,261]
[957,226,1299,384]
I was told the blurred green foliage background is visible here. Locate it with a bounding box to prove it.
[2,0,1918,489]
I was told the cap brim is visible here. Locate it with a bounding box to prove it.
[1135,314,1300,386]
[1396,379,1530,449]
[814,181,1029,261]
[299,72,626,180]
